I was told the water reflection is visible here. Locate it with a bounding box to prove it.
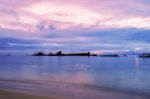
[135,57,140,69]
[0,56,94,84]
[135,57,140,75]
[135,97,141,99]
[42,73,94,84]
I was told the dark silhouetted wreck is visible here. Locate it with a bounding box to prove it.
[33,51,97,56]
[139,53,150,58]
[99,54,119,57]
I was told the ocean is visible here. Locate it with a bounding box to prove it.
[0,56,150,99]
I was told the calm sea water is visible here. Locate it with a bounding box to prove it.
[0,56,150,98]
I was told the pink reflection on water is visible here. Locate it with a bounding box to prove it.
[37,72,95,84]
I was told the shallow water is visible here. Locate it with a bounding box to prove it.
[0,56,150,99]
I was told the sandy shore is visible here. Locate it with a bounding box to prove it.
[0,80,149,99]
[0,90,61,99]
[0,89,149,99]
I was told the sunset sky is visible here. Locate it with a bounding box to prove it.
[0,0,150,54]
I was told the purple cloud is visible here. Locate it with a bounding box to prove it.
[0,0,150,54]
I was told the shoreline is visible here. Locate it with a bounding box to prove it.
[0,90,62,99]
[0,79,150,99]
[0,86,149,99]
[0,88,149,99]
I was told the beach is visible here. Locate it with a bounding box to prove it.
[0,79,149,99]
[0,87,149,99]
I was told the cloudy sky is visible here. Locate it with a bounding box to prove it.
[0,0,150,54]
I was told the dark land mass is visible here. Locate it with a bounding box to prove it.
[33,51,97,56]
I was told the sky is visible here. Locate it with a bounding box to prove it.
[0,0,150,54]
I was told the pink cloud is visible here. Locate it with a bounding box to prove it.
[0,0,150,37]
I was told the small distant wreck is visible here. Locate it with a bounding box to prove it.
[139,53,150,58]
[33,51,97,56]
[99,54,119,57]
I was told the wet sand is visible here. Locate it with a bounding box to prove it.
[0,80,149,99]
[0,86,149,99]
[0,90,61,99]
[0,88,149,99]
[1,79,150,99]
